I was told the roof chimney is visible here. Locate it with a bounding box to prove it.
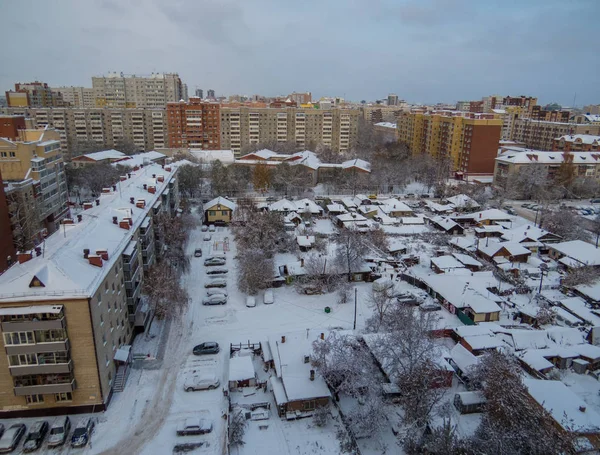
[165,166,172,172]
[157,175,164,182]
[281,335,286,344]
[95,199,100,206]
[17,251,33,264]
[101,188,111,194]
[88,255,103,268]
[96,249,109,261]
[34,247,42,257]
[310,369,315,381]
[579,406,586,413]
[130,197,135,204]
[83,202,93,210]
[136,200,146,209]
[119,220,130,230]
[127,173,131,178]
[112,216,118,225]
[83,248,90,259]
[148,186,156,194]
[77,214,82,223]
[152,174,156,178]
[304,355,310,364]
[120,176,127,182]
[320,332,325,340]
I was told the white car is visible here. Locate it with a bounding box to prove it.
[246,296,256,308]
[203,234,212,241]
[263,289,274,305]
[208,225,216,232]
[177,417,213,436]
[184,373,220,392]
[206,288,227,297]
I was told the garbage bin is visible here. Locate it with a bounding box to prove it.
[324,306,331,313]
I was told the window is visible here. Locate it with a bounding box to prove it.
[4,331,34,345]
[303,400,316,411]
[221,211,228,216]
[55,392,72,402]
[26,394,44,404]
[209,211,216,216]
[97,292,102,305]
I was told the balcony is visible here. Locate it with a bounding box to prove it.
[14,379,76,396]
[126,281,142,306]
[1,317,65,332]
[9,360,73,376]
[5,339,69,356]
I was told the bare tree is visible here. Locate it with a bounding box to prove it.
[367,225,389,252]
[228,408,247,447]
[312,405,330,427]
[153,213,195,275]
[142,262,189,330]
[6,191,41,251]
[541,208,590,242]
[114,137,141,156]
[335,227,368,281]
[237,248,274,295]
[561,265,598,288]
[233,211,287,258]
[365,285,396,332]
[177,164,204,199]
[504,164,549,200]
[470,351,575,455]
[295,254,339,294]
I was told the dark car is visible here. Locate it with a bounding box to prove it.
[194,248,202,258]
[206,268,228,275]
[0,424,26,453]
[193,342,220,355]
[71,418,94,448]
[23,420,48,452]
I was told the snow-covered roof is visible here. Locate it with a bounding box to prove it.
[578,114,600,123]
[239,149,284,160]
[496,149,600,165]
[378,198,413,214]
[0,163,176,302]
[336,213,367,223]
[116,151,167,168]
[445,194,480,209]
[429,215,460,231]
[341,198,357,209]
[269,330,331,402]
[293,199,322,214]
[326,203,346,213]
[463,334,505,350]
[453,209,513,223]
[425,200,455,213]
[509,329,550,351]
[546,327,586,346]
[0,304,63,316]
[287,150,321,170]
[555,134,600,145]
[387,239,407,253]
[205,196,236,211]
[455,391,486,406]
[448,344,479,374]
[452,253,482,268]
[374,122,397,129]
[75,149,126,161]
[341,158,371,172]
[296,235,315,247]
[431,256,465,271]
[517,351,555,371]
[228,355,256,382]
[478,242,531,258]
[449,237,476,252]
[501,224,559,243]
[268,199,297,212]
[189,149,235,165]
[549,240,600,267]
[524,379,600,433]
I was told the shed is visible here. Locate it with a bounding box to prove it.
[228,355,257,390]
[453,391,487,414]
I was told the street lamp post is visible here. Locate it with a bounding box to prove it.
[538,263,549,294]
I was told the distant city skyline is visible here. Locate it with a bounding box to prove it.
[0,0,598,106]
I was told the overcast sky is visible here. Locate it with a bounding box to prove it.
[1,0,598,106]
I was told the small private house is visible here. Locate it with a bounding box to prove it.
[445,194,481,212]
[204,196,236,225]
[452,253,483,271]
[430,256,466,274]
[268,331,331,418]
[454,391,487,414]
[71,149,128,167]
[228,354,257,390]
[477,242,532,264]
[548,240,600,270]
[427,216,465,235]
[379,198,414,218]
[501,225,562,253]
[446,343,480,385]
[452,209,513,227]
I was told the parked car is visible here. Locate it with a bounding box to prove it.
[47,416,70,448]
[263,289,274,305]
[419,303,442,312]
[591,199,600,204]
[70,418,94,448]
[201,225,208,232]
[206,268,228,275]
[0,425,3,440]
[202,294,227,305]
[205,279,227,288]
[520,203,531,208]
[194,248,203,258]
[203,234,212,241]
[176,418,213,436]
[206,289,227,297]
[246,296,256,308]
[23,420,48,452]
[208,225,216,232]
[204,258,226,267]
[184,373,220,392]
[193,342,220,355]
[0,424,25,453]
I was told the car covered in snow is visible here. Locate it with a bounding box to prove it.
[0,424,26,453]
[419,303,442,312]
[203,234,212,241]
[202,294,227,305]
[194,248,202,257]
[263,289,274,305]
[205,279,227,288]
[205,268,228,275]
[23,420,48,452]
[246,296,256,308]
[201,225,208,232]
[193,342,220,355]
[204,257,226,267]
[208,225,216,232]
[184,373,220,392]
[176,417,213,436]
[206,288,227,297]
[47,416,70,448]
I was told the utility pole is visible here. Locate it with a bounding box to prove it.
[353,287,357,330]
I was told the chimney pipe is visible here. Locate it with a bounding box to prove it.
[95,199,100,206]
[310,369,315,381]
[17,251,33,264]
[143,184,147,190]
[127,173,131,178]
[320,332,324,340]
[77,214,82,223]
[579,406,587,413]
[112,216,118,225]
[83,248,90,259]
[281,335,286,344]
[130,197,135,204]
[35,247,42,257]
[152,174,156,178]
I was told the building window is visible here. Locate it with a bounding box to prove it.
[209,211,216,216]
[303,400,316,411]
[221,211,228,216]
[26,394,44,404]
[55,392,72,402]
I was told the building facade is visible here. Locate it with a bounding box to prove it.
[512,119,600,151]
[0,107,167,160]
[5,82,59,108]
[166,99,221,149]
[51,87,96,108]
[288,92,312,105]
[361,105,403,124]
[220,107,359,157]
[0,161,179,417]
[397,110,502,174]
[92,72,184,108]
[0,128,69,237]
[0,116,26,140]
[552,134,600,152]
[0,171,16,273]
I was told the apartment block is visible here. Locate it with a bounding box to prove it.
[583,105,600,115]
[0,116,26,140]
[397,111,502,174]
[220,107,359,157]
[289,92,312,105]
[51,87,95,108]
[494,146,600,188]
[361,105,403,124]
[5,82,60,108]
[552,134,600,152]
[166,98,221,149]
[92,72,184,108]
[0,128,69,237]
[0,107,167,160]
[512,119,600,151]
[0,170,16,273]
[0,162,180,417]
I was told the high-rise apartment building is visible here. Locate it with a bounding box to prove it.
[0,170,16,273]
[51,87,96,108]
[0,107,167,160]
[361,105,403,124]
[166,98,221,149]
[512,119,600,151]
[195,89,204,99]
[92,72,184,108]
[181,84,188,102]
[0,128,69,237]
[5,82,60,108]
[220,107,359,157]
[289,92,312,105]
[583,105,600,115]
[207,89,215,99]
[397,110,502,174]
[387,94,399,106]
[0,162,180,417]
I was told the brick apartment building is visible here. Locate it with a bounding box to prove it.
[166,98,221,149]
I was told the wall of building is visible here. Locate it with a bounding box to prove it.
[465,122,502,174]
[0,171,16,272]
[0,116,26,140]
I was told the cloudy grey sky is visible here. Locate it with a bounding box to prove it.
[1,0,598,105]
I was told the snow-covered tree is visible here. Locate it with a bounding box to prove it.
[237,248,275,295]
[154,213,195,275]
[142,262,189,329]
[561,265,598,288]
[542,208,590,242]
[229,408,246,447]
[365,285,396,332]
[470,351,575,455]
[233,211,287,258]
[335,227,368,281]
[367,225,389,252]
[177,164,204,199]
